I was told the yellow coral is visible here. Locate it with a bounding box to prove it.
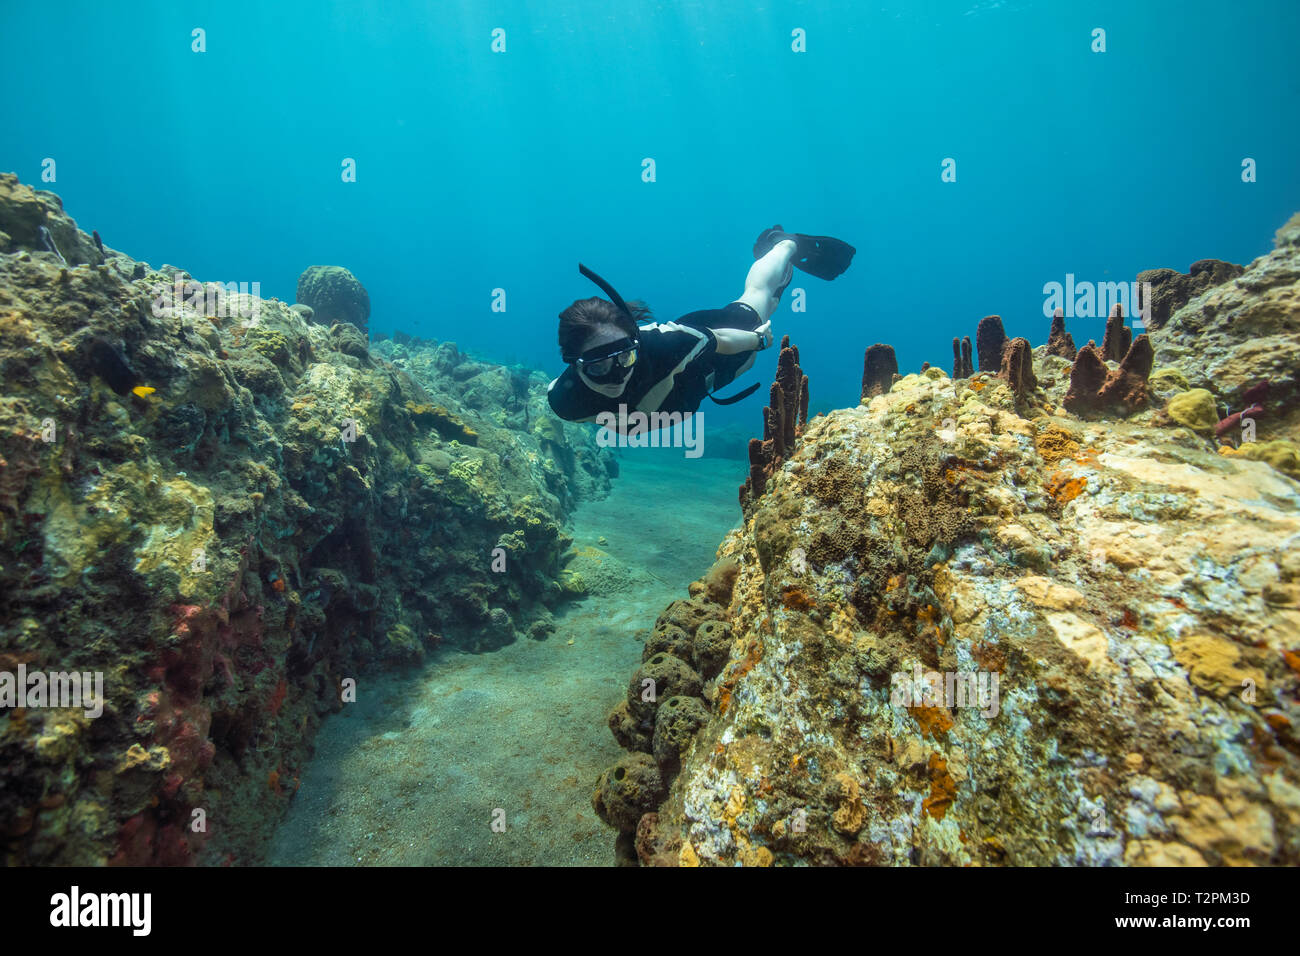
[739,845,774,867]
[559,569,588,595]
[1235,440,1300,479]
[1166,388,1218,432]
[830,773,866,835]
[723,785,746,822]
[1034,424,1081,465]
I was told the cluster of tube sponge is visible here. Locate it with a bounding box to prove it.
[739,335,809,508]
[940,307,1153,414]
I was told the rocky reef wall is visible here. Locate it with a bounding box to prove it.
[594,213,1300,866]
[0,174,614,864]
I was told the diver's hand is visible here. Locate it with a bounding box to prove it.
[754,321,773,350]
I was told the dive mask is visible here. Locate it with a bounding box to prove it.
[573,336,638,382]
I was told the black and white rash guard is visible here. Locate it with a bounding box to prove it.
[547,302,761,424]
[547,321,716,423]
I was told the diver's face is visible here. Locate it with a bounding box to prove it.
[576,326,638,384]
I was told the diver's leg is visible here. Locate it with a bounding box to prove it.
[737,239,797,323]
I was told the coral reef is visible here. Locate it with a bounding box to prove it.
[739,337,808,509]
[975,315,1006,372]
[295,265,371,336]
[0,176,614,864]
[0,173,102,265]
[1146,213,1300,459]
[595,210,1300,867]
[404,402,479,445]
[860,343,898,400]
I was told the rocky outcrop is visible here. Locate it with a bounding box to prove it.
[615,364,1300,866]
[596,211,1300,867]
[0,173,103,266]
[0,177,613,865]
[1137,258,1245,331]
[295,265,371,336]
[1149,214,1300,427]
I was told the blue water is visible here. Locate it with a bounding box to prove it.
[3,0,1297,422]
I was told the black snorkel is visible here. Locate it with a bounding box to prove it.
[579,263,643,325]
[569,264,641,384]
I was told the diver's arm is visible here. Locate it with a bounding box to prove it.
[712,321,773,355]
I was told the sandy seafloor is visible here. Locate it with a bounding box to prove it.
[267,450,743,865]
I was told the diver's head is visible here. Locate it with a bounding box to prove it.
[559,297,644,397]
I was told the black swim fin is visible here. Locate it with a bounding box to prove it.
[753,224,856,281]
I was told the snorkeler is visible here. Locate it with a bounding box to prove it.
[547,226,855,429]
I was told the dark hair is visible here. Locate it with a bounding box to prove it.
[558,297,652,361]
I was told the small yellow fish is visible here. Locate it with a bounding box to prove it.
[131,386,156,398]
